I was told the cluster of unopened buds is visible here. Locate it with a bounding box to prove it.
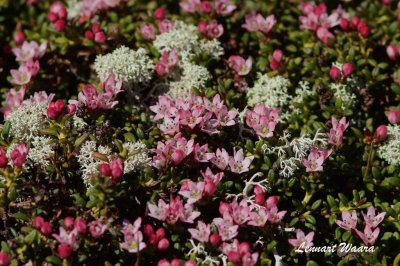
[198,19,224,39]
[48,1,68,32]
[143,224,170,251]
[99,158,124,184]
[374,109,400,142]
[329,62,354,81]
[180,0,237,16]
[158,259,196,266]
[84,23,106,43]
[140,7,176,41]
[0,144,30,169]
[335,206,385,246]
[340,15,370,38]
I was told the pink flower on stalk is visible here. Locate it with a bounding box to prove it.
[215,0,236,16]
[228,56,252,76]
[10,65,33,85]
[194,143,215,163]
[148,199,169,221]
[140,24,156,41]
[188,221,210,243]
[210,148,229,170]
[216,106,237,126]
[52,227,79,250]
[355,224,380,246]
[335,210,357,231]
[152,142,173,169]
[213,213,239,241]
[150,95,177,120]
[174,135,195,156]
[89,220,108,238]
[179,0,200,13]
[327,116,349,148]
[288,229,314,251]
[206,20,224,39]
[301,146,332,173]
[361,206,386,228]
[228,148,254,174]
[12,40,47,62]
[10,144,29,167]
[178,180,205,204]
[266,205,286,224]
[242,12,260,32]
[201,167,223,197]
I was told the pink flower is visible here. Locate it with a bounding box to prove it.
[228,148,254,174]
[213,213,239,241]
[178,180,205,204]
[179,0,200,13]
[158,19,174,33]
[10,65,33,85]
[266,205,286,224]
[215,0,236,16]
[216,105,237,126]
[248,208,268,227]
[52,227,79,250]
[231,199,251,224]
[152,142,173,169]
[242,12,260,32]
[140,24,156,41]
[301,146,332,173]
[179,202,201,223]
[194,143,215,163]
[203,94,224,114]
[327,116,349,147]
[89,220,108,238]
[10,144,29,167]
[288,229,314,251]
[150,95,176,120]
[12,40,47,62]
[158,116,180,135]
[335,210,357,231]
[361,206,386,228]
[177,105,204,129]
[355,224,380,246]
[246,104,279,138]
[206,20,224,39]
[228,56,252,76]
[210,148,229,170]
[256,14,276,35]
[316,27,335,45]
[160,49,179,70]
[148,199,169,221]
[188,221,210,243]
[120,218,147,253]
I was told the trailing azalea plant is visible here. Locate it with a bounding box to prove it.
[0,0,400,265]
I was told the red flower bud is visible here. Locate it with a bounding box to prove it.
[85,30,94,40]
[0,252,9,266]
[197,21,208,35]
[154,7,165,20]
[143,224,154,237]
[0,147,8,168]
[200,1,212,14]
[157,238,169,251]
[54,20,66,32]
[329,66,341,81]
[48,12,58,22]
[64,217,75,230]
[14,31,25,46]
[40,222,52,235]
[171,259,183,266]
[184,261,196,266]
[255,193,265,205]
[209,233,221,247]
[386,44,398,61]
[156,227,166,240]
[74,218,87,234]
[92,23,101,33]
[100,163,111,177]
[94,32,106,43]
[238,242,251,256]
[340,18,349,31]
[110,159,124,181]
[227,251,241,264]
[171,149,184,165]
[342,62,354,77]
[33,216,44,229]
[351,16,360,30]
[375,125,388,142]
[57,244,71,259]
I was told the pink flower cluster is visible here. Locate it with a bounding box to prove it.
[242,12,276,35]
[148,195,201,225]
[10,144,29,168]
[48,2,67,31]
[340,15,370,38]
[335,206,385,246]
[222,239,258,266]
[84,23,106,43]
[301,146,331,173]
[140,10,175,41]
[143,224,169,251]
[329,62,354,81]
[69,74,123,111]
[120,218,147,253]
[198,19,224,39]
[155,49,179,76]
[246,104,279,138]
[300,2,342,45]
[80,0,122,19]
[180,0,236,16]
[151,93,237,136]
[99,158,124,184]
[228,56,252,76]
[327,116,349,148]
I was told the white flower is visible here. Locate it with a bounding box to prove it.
[6,102,48,142]
[28,136,54,169]
[77,141,111,188]
[246,73,291,108]
[123,141,151,174]
[94,46,154,83]
[378,125,400,165]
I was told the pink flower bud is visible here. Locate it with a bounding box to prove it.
[388,110,400,124]
[158,19,174,33]
[255,193,265,205]
[171,149,184,165]
[156,227,166,240]
[272,49,283,63]
[33,216,44,229]
[148,234,158,245]
[67,103,76,114]
[382,0,391,5]
[203,179,216,197]
[270,59,279,70]
[157,238,169,251]
[0,147,8,168]
[40,222,52,235]
[54,20,66,32]
[143,224,154,237]
[92,23,101,33]
[47,104,58,120]
[219,202,230,215]
[171,259,183,266]
[357,21,370,38]
[209,233,221,247]
[140,24,156,41]
[376,125,388,141]
[184,261,196,266]
[10,144,29,167]
[74,218,87,234]
[14,32,25,46]
[154,7,165,20]
[57,244,71,259]
[200,1,212,14]
[155,61,168,76]
[330,66,342,81]
[351,16,360,30]
[58,7,67,20]
[94,32,106,43]
[315,3,327,16]
[387,44,398,61]
[55,99,65,113]
[110,158,124,181]
[197,21,208,35]
[342,63,354,77]
[340,18,349,31]
[50,1,63,14]
[238,242,251,256]
[64,217,75,230]
[48,12,58,22]
[0,252,9,266]
[227,251,241,264]
[100,163,111,177]
[85,30,94,40]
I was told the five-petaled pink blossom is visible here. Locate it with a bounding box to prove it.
[327,116,349,148]
[288,229,314,252]
[188,221,210,243]
[355,224,380,246]
[361,206,386,228]
[228,55,252,76]
[228,148,254,174]
[301,146,332,173]
[335,210,357,231]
